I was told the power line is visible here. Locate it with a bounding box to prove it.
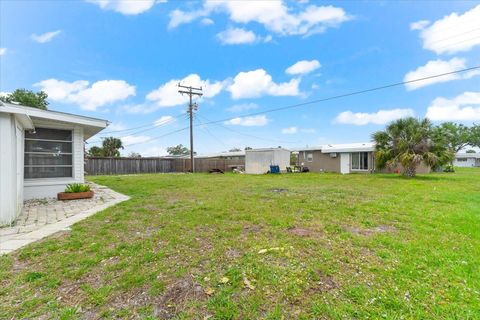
[196,65,480,127]
[116,65,480,148]
[97,112,186,135]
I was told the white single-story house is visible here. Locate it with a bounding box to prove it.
[0,102,109,225]
[454,153,480,167]
[296,142,431,174]
[245,147,291,174]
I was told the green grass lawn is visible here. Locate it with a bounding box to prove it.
[1,169,480,319]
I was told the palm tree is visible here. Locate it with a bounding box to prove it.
[101,137,124,157]
[372,118,451,177]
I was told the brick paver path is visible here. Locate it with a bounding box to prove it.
[0,183,129,254]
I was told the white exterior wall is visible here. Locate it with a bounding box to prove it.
[454,157,477,167]
[245,149,291,174]
[24,125,85,200]
[0,114,22,225]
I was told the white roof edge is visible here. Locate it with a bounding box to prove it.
[246,147,291,152]
[295,142,375,153]
[0,102,109,128]
[456,153,480,159]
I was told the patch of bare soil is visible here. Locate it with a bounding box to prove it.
[317,275,338,292]
[242,224,263,234]
[347,225,397,236]
[286,227,322,238]
[225,248,242,259]
[153,276,206,319]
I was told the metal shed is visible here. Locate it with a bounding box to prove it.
[245,148,291,174]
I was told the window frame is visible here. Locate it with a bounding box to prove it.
[351,152,369,171]
[306,152,313,162]
[24,127,74,179]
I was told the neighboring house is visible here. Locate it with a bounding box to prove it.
[296,142,430,174]
[245,148,290,174]
[454,153,480,167]
[0,102,108,225]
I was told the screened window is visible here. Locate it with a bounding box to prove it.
[25,128,73,179]
[351,152,369,170]
[306,152,313,162]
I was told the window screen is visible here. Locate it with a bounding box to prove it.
[24,128,73,179]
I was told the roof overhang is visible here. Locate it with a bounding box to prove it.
[0,102,109,139]
[321,143,375,153]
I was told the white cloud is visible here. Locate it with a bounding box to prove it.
[228,69,300,99]
[426,91,480,121]
[169,1,351,37]
[216,28,258,45]
[281,126,297,134]
[410,20,430,31]
[35,78,136,110]
[335,108,415,125]
[415,5,480,54]
[139,146,168,157]
[122,135,152,146]
[31,30,61,43]
[286,59,321,75]
[86,0,156,15]
[224,115,269,126]
[146,73,225,108]
[107,123,127,131]
[201,18,214,25]
[226,103,259,112]
[0,48,6,55]
[403,58,480,90]
[154,115,176,126]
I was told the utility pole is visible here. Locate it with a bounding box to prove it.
[178,84,202,173]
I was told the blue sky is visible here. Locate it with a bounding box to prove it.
[1,0,479,156]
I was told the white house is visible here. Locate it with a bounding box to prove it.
[454,153,480,167]
[245,148,291,174]
[0,102,109,225]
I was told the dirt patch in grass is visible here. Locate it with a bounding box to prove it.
[153,276,206,319]
[242,224,263,234]
[287,226,322,238]
[347,225,397,236]
[225,248,242,259]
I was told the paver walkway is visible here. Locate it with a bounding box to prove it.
[0,183,129,255]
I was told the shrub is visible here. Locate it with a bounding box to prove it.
[443,165,455,173]
[65,183,91,193]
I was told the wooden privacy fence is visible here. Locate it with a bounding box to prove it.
[85,157,245,175]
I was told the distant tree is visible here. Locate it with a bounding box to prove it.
[167,144,190,156]
[290,153,298,165]
[466,149,476,153]
[471,124,480,148]
[128,152,142,158]
[244,147,252,150]
[0,89,49,110]
[372,118,451,177]
[433,123,471,163]
[101,137,123,157]
[229,148,241,152]
[88,146,104,157]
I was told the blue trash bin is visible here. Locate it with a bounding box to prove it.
[269,165,280,173]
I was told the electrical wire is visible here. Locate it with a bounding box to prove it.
[111,65,480,148]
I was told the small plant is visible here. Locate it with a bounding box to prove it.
[443,165,455,173]
[64,183,91,193]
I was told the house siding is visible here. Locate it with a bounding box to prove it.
[0,113,20,225]
[298,150,340,172]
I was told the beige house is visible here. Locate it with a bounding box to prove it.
[297,142,430,174]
